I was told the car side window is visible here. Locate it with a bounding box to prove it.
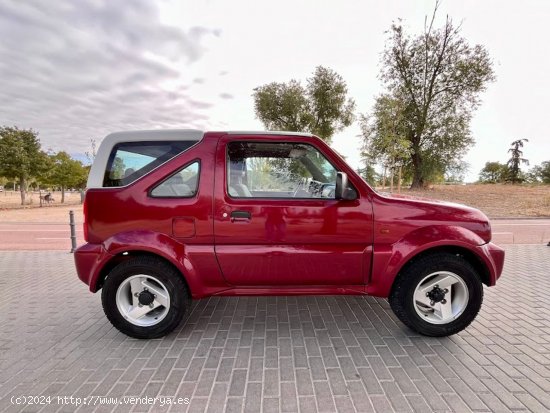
[226,142,338,199]
[103,141,195,187]
[150,161,200,198]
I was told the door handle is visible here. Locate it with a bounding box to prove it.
[230,210,251,222]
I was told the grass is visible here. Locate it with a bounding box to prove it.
[397,184,550,218]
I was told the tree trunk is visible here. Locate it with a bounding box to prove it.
[411,171,424,188]
[19,176,26,205]
[61,186,65,203]
[410,151,424,188]
[389,166,394,193]
[398,166,402,193]
[382,166,386,189]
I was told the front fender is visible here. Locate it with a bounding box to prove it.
[367,225,493,298]
[95,231,227,298]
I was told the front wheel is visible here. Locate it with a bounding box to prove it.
[101,256,190,339]
[389,253,484,337]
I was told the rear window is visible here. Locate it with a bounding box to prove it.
[103,141,195,187]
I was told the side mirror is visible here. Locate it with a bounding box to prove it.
[335,172,358,201]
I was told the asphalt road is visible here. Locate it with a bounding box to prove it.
[0,219,548,251]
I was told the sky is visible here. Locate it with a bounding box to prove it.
[1,0,549,181]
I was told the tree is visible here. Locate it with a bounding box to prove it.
[253,66,355,143]
[46,151,88,202]
[378,2,495,188]
[85,138,98,164]
[533,161,550,184]
[357,164,379,186]
[479,161,508,183]
[360,94,411,191]
[0,126,49,205]
[506,139,529,184]
[444,160,469,183]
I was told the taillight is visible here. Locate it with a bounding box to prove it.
[83,193,89,242]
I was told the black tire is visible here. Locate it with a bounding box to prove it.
[389,252,483,337]
[101,256,190,339]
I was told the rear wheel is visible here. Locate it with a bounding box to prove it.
[101,256,190,339]
[389,253,483,337]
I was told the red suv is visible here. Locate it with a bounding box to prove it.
[75,130,504,339]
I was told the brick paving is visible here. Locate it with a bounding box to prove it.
[0,245,549,412]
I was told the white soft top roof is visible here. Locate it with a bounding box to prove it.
[86,129,315,188]
[227,130,314,137]
[87,129,204,188]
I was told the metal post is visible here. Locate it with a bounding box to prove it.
[69,210,77,253]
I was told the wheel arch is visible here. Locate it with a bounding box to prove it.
[368,238,494,298]
[389,245,491,297]
[387,246,486,337]
[88,230,228,299]
[94,250,192,298]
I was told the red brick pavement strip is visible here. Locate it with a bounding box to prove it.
[0,223,84,251]
[491,219,550,245]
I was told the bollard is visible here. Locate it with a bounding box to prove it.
[69,210,77,253]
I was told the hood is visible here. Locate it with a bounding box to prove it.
[375,191,492,244]
[378,191,480,209]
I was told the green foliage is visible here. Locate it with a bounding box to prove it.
[0,126,49,204]
[110,156,126,181]
[540,162,550,184]
[527,161,550,184]
[357,164,379,186]
[43,151,88,202]
[537,161,550,184]
[444,161,469,183]
[375,3,495,188]
[360,94,411,170]
[51,152,88,188]
[506,139,529,184]
[479,161,508,183]
[253,66,355,143]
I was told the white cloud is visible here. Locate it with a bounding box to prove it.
[0,0,220,153]
[1,0,549,181]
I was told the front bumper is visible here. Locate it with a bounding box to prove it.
[480,242,505,285]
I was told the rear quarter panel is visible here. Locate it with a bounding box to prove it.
[84,133,229,297]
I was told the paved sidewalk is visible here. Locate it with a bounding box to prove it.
[0,246,549,412]
[491,219,550,245]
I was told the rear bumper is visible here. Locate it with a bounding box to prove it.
[480,242,505,286]
[74,243,113,292]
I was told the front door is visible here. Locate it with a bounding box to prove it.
[213,135,373,287]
